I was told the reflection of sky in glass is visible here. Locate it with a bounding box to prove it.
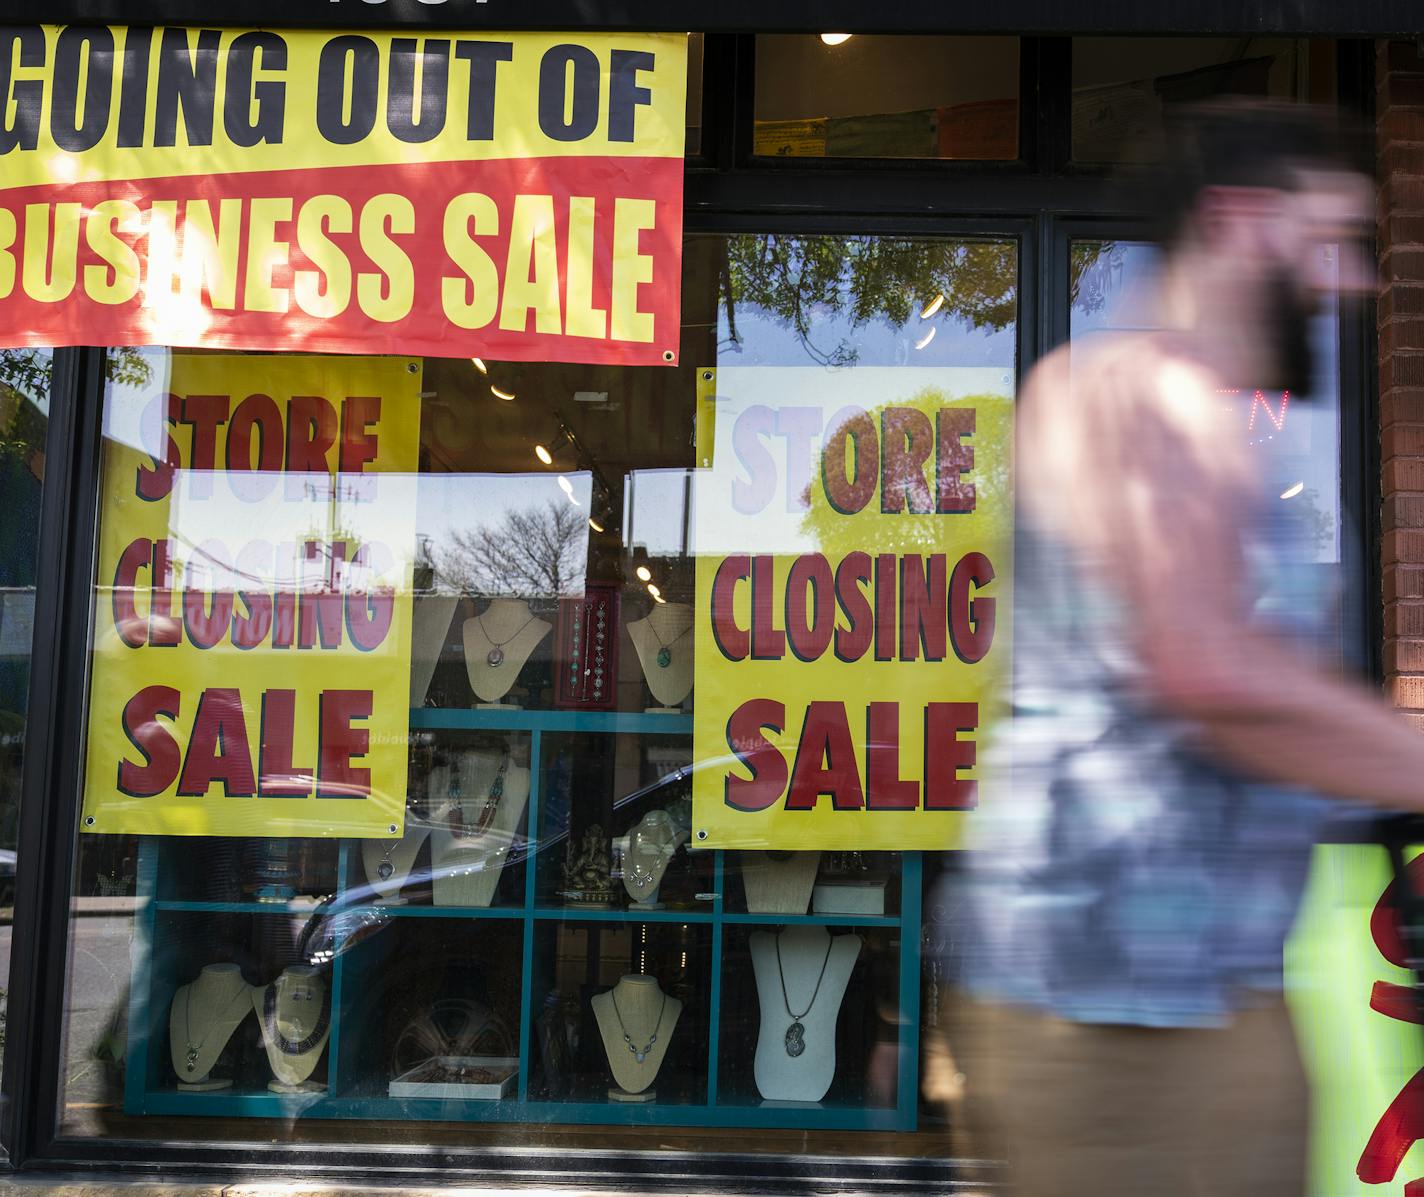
[1071,241,1342,563]
[626,468,692,559]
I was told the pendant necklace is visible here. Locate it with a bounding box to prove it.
[776,932,834,1058]
[478,609,538,668]
[610,987,666,1064]
[646,615,691,669]
[456,755,508,836]
[181,983,250,1074]
[376,838,398,881]
[263,981,330,1056]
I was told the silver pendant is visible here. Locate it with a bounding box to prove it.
[785,1021,805,1057]
[377,859,394,881]
[487,647,504,667]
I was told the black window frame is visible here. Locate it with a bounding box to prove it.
[0,30,1378,1193]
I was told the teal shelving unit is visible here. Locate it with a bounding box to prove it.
[124,708,922,1131]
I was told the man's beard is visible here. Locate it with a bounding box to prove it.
[1261,266,1317,396]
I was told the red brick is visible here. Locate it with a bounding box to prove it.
[1385,40,1424,74]
[1381,109,1424,144]
[1384,76,1424,110]
[1387,675,1424,709]
[1382,359,1424,396]
[1382,285,1424,321]
[1384,458,1424,492]
[1384,389,1424,421]
[1382,321,1424,355]
[1384,145,1424,180]
[1383,528,1424,564]
[1386,177,1424,211]
[1383,425,1424,458]
[1385,213,1424,246]
[1386,603,1424,636]
[1384,495,1424,532]
[1385,565,1424,602]
[1385,640,1424,673]
[1383,247,1424,282]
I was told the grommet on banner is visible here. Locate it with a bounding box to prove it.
[388,824,398,834]
[406,362,419,373]
[663,350,676,363]
[85,816,96,827]
[696,829,708,841]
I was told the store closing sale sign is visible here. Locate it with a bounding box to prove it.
[692,368,1012,851]
[0,27,685,364]
[80,354,421,838]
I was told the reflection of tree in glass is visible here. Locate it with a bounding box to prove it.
[439,500,588,600]
[1070,241,1129,318]
[721,237,1018,366]
[0,347,152,471]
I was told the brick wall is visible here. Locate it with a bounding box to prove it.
[1379,41,1424,717]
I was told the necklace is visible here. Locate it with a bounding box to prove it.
[180,982,250,1074]
[263,981,330,1056]
[775,933,834,1058]
[454,755,507,836]
[478,608,537,667]
[646,614,692,669]
[610,987,667,1064]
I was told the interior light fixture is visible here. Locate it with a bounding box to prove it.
[651,593,667,605]
[471,357,488,374]
[646,583,662,599]
[557,475,575,496]
[915,327,937,351]
[491,385,515,401]
[535,444,553,465]
[635,565,652,582]
[588,517,606,533]
[820,32,852,45]
[1280,481,1305,500]
[920,293,946,319]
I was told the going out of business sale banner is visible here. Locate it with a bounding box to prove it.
[0,28,686,364]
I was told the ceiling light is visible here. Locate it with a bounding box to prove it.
[491,385,515,401]
[557,475,574,496]
[636,565,652,582]
[915,327,937,351]
[651,593,667,604]
[646,583,662,599]
[588,517,605,533]
[535,444,553,465]
[471,357,488,374]
[920,293,946,319]
[820,32,852,45]
[1280,481,1304,500]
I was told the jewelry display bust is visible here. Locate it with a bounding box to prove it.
[462,598,552,707]
[169,963,252,1090]
[626,602,694,712]
[741,850,822,915]
[590,974,683,1100]
[622,810,679,908]
[360,819,432,903]
[749,925,861,1102]
[429,745,531,907]
[253,966,332,1092]
[409,593,460,707]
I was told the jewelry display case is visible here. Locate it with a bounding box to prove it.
[122,706,923,1131]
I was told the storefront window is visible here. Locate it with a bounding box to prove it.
[0,347,50,1089]
[56,232,1016,1154]
[753,36,1020,160]
[1071,38,1337,162]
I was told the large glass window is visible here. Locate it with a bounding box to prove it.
[754,36,1019,160]
[56,233,1016,1158]
[0,347,51,1096]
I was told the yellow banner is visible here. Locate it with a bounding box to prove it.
[691,367,1012,851]
[80,353,421,837]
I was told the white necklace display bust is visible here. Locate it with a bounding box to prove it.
[622,810,679,907]
[169,963,252,1090]
[462,598,552,707]
[750,925,861,1102]
[741,850,822,915]
[254,966,331,1092]
[591,974,683,1100]
[627,602,694,711]
[409,593,459,707]
[429,746,531,907]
